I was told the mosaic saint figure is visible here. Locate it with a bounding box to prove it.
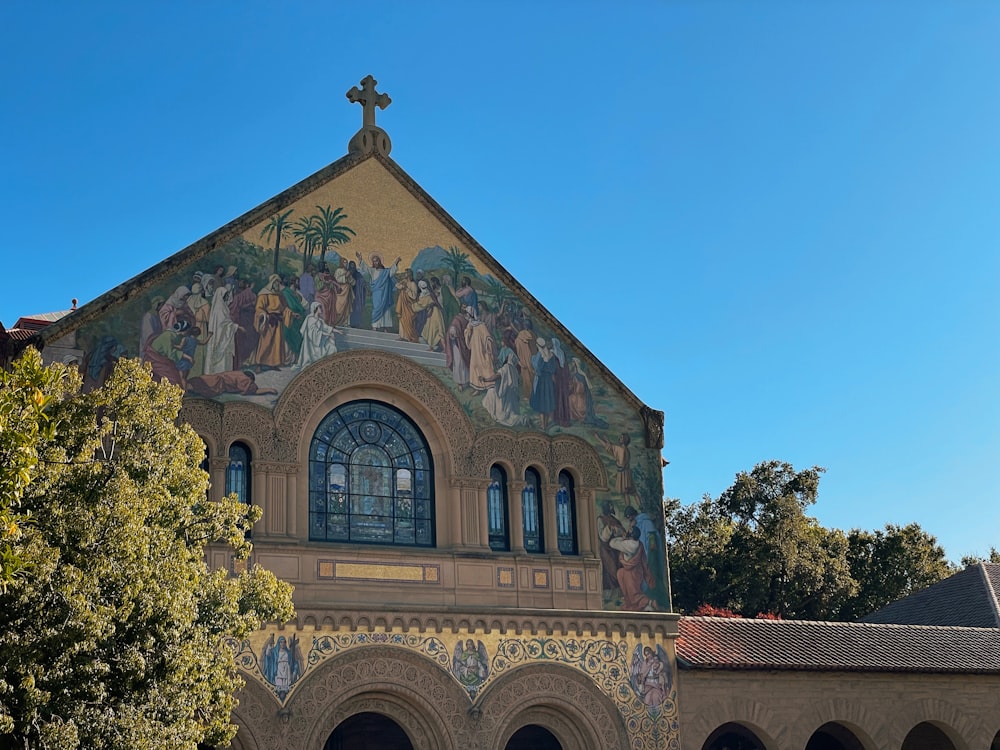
[610,525,656,611]
[395,268,419,342]
[413,279,445,351]
[357,252,401,332]
[453,639,489,688]
[595,432,638,506]
[630,644,671,708]
[204,286,239,375]
[298,302,341,370]
[464,305,497,391]
[253,275,291,369]
[530,337,558,429]
[446,310,471,389]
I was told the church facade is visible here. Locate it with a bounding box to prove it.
[34,77,677,750]
[25,76,1000,750]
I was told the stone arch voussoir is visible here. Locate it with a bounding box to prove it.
[274,349,475,473]
[896,697,974,750]
[475,662,628,750]
[791,697,883,750]
[685,696,782,750]
[289,644,471,750]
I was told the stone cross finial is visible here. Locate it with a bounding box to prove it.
[346,75,392,156]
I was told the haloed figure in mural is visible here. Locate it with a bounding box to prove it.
[630,644,672,709]
[452,639,490,690]
[261,633,305,699]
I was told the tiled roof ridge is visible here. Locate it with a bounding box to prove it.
[977,563,1000,628]
[680,615,1000,633]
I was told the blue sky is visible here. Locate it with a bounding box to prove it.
[2,2,997,562]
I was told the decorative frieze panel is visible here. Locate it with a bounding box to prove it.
[226,618,680,750]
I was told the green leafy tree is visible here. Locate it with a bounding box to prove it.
[311,205,355,266]
[0,353,61,589]
[960,547,1000,567]
[260,208,295,275]
[667,461,856,619]
[837,523,955,619]
[0,351,294,749]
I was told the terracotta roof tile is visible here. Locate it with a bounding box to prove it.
[676,616,1000,673]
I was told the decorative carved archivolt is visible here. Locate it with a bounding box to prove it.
[296,647,469,749]
[477,663,629,750]
[472,429,607,490]
[273,350,476,473]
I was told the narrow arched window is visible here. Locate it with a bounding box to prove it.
[488,465,510,551]
[309,400,434,547]
[556,470,577,555]
[226,442,251,505]
[522,468,543,553]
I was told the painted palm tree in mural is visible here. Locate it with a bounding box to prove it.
[293,215,320,266]
[483,275,514,312]
[442,245,476,284]
[312,205,356,267]
[260,209,295,275]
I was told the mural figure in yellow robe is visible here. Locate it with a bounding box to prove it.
[253,274,292,369]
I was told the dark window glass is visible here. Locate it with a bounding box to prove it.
[309,400,434,547]
[226,443,251,505]
[556,470,577,555]
[522,468,543,553]
[488,465,510,551]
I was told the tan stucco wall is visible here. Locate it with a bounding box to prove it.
[678,668,1000,750]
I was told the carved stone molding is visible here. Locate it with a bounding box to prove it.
[273,350,475,472]
[475,662,629,750]
[180,398,223,454]
[294,646,470,749]
[551,435,607,487]
[472,429,607,490]
[222,401,280,461]
[291,606,679,639]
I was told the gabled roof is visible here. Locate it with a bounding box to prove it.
[676,616,1000,674]
[33,148,660,434]
[860,562,1000,629]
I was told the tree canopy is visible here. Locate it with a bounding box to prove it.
[0,350,294,750]
[666,460,957,621]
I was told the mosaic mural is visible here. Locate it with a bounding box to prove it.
[227,626,680,750]
[70,175,668,611]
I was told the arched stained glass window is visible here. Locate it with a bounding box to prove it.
[226,442,251,505]
[488,465,509,551]
[309,400,434,547]
[556,470,577,555]
[522,468,543,553]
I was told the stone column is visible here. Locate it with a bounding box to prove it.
[541,479,558,554]
[209,457,229,503]
[509,480,526,553]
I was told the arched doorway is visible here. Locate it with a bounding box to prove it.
[902,721,957,750]
[324,712,414,750]
[703,722,767,750]
[806,722,866,750]
[991,729,1000,750]
[506,724,562,750]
